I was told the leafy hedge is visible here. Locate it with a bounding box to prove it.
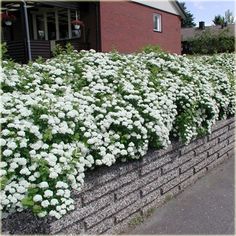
[1,50,235,219]
[183,28,235,54]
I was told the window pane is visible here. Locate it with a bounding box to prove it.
[47,12,56,40]
[154,15,158,30]
[153,14,161,31]
[36,15,45,39]
[58,9,68,39]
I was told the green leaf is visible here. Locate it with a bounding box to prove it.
[33,204,42,213]
[74,133,80,140]
[0,177,9,190]
[21,197,34,207]
[28,188,39,195]
[43,128,53,141]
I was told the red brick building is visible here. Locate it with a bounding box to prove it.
[100,1,185,54]
[1,1,185,63]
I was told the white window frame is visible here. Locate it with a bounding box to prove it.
[153,13,162,32]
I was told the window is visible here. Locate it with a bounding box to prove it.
[153,13,161,32]
[30,8,82,40]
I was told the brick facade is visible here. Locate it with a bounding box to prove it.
[2,117,235,234]
[99,1,182,54]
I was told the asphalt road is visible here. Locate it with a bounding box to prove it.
[129,157,234,235]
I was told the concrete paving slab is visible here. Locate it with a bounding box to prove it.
[128,157,234,235]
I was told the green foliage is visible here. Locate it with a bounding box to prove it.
[164,194,173,202]
[52,44,65,57]
[225,9,235,24]
[1,42,9,60]
[143,207,156,218]
[141,44,164,54]
[35,56,45,64]
[65,43,74,54]
[213,15,225,26]
[186,28,235,54]
[52,43,75,57]
[33,205,43,213]
[128,215,144,227]
[43,128,53,142]
[213,10,235,25]
[0,177,9,190]
[22,196,34,207]
[179,2,196,28]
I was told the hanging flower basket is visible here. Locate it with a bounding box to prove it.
[1,13,16,26]
[71,19,84,29]
[5,20,12,26]
[74,24,80,30]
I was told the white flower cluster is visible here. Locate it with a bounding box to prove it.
[1,50,234,219]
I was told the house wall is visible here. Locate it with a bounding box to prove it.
[2,117,235,235]
[99,1,182,54]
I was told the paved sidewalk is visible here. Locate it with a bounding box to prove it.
[129,157,234,235]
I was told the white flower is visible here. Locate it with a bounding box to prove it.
[17,158,27,166]
[39,182,49,189]
[20,168,31,175]
[34,172,40,178]
[68,205,75,211]
[3,149,13,156]
[120,150,128,156]
[67,110,78,118]
[28,175,36,182]
[29,150,36,156]
[96,159,103,165]
[20,141,27,148]
[60,209,66,215]
[33,195,43,202]
[50,199,59,205]
[38,211,47,218]
[2,199,10,205]
[44,190,53,198]
[10,196,17,204]
[0,138,6,146]
[41,200,50,208]
[40,114,48,119]
[56,189,64,196]
[64,190,71,198]
[17,131,25,137]
[0,170,7,176]
[54,212,62,219]
[55,77,63,84]
[2,129,10,136]
[17,186,26,193]
[59,157,66,163]
[0,162,7,168]
[49,172,58,179]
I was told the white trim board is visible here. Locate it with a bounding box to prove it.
[131,0,185,18]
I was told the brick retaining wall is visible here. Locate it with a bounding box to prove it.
[2,117,235,234]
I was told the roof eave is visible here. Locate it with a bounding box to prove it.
[172,1,187,19]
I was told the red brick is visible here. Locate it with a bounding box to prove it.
[99,1,181,54]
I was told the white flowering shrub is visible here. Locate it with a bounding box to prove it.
[1,50,235,219]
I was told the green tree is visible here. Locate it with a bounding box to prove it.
[225,9,235,24]
[179,2,196,28]
[213,15,225,25]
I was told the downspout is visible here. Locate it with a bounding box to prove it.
[21,0,32,61]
